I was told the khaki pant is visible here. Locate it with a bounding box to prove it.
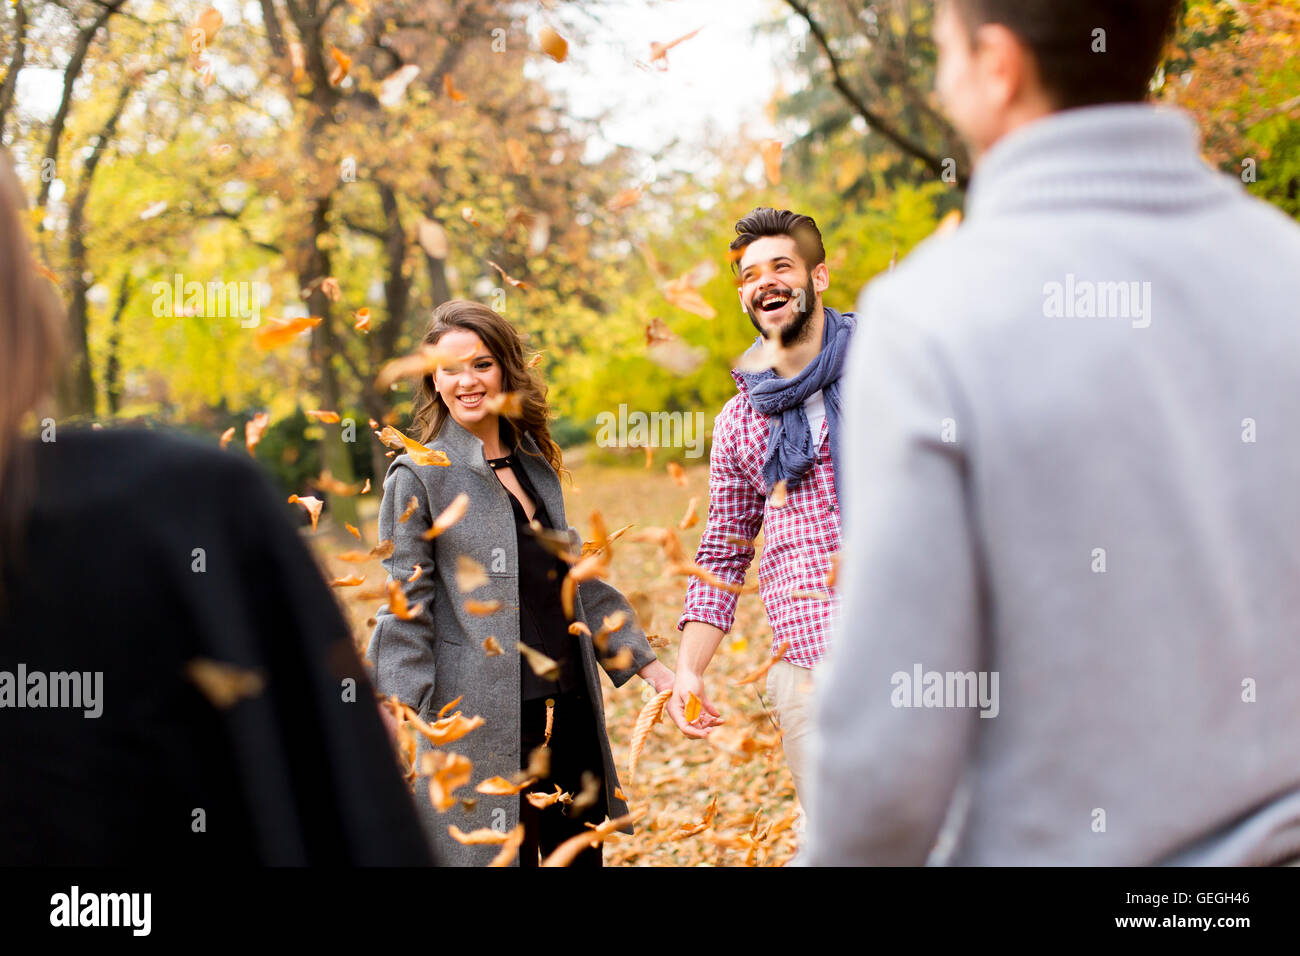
[767,659,816,833]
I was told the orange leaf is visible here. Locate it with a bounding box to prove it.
[476,776,535,795]
[375,425,451,467]
[305,409,341,423]
[329,46,352,86]
[186,658,263,708]
[287,494,323,531]
[253,315,321,350]
[442,73,466,101]
[449,825,512,845]
[734,641,791,686]
[684,691,702,724]
[628,689,672,779]
[244,413,270,455]
[487,825,525,866]
[538,26,568,62]
[760,139,783,185]
[486,260,529,290]
[422,493,470,540]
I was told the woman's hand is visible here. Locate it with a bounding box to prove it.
[637,659,676,696]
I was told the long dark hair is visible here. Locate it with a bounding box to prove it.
[0,148,66,597]
[410,300,568,482]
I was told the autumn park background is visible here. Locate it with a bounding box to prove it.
[4,0,1298,865]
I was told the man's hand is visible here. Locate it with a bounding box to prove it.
[666,668,724,738]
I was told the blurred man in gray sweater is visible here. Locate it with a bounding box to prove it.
[805,0,1300,865]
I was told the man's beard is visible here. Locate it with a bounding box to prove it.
[746,277,818,348]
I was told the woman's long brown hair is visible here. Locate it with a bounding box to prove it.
[0,148,66,590]
[410,300,568,482]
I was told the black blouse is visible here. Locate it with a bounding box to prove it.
[487,449,583,700]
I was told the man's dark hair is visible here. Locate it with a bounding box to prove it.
[729,207,826,274]
[947,0,1182,109]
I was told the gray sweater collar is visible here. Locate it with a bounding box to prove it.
[966,104,1239,219]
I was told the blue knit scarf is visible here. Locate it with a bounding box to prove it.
[735,306,856,502]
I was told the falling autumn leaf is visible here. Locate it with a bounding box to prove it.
[416,218,449,259]
[629,690,672,779]
[398,495,420,523]
[319,277,341,301]
[933,209,963,237]
[442,72,467,101]
[375,425,451,467]
[244,412,270,455]
[305,409,341,424]
[645,317,708,376]
[540,810,643,867]
[486,260,529,290]
[648,27,702,68]
[678,496,700,530]
[661,259,718,319]
[666,461,686,487]
[345,523,362,540]
[353,308,371,332]
[526,785,571,809]
[769,479,788,508]
[314,470,364,496]
[287,494,324,531]
[487,825,525,867]
[483,636,503,656]
[253,315,321,350]
[422,751,473,811]
[328,46,352,86]
[422,492,470,540]
[484,392,524,417]
[760,139,783,185]
[476,776,536,796]
[374,344,468,392]
[518,643,559,681]
[384,578,423,620]
[407,564,423,583]
[448,825,512,845]
[505,138,529,174]
[218,426,235,449]
[186,658,263,709]
[461,206,480,228]
[456,555,489,593]
[734,641,791,686]
[330,574,366,587]
[607,187,642,211]
[538,26,568,62]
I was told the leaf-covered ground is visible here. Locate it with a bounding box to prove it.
[318,450,799,867]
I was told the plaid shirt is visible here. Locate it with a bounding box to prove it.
[677,367,842,669]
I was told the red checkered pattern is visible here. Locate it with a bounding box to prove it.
[677,369,841,668]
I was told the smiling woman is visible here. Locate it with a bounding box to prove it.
[369,299,677,867]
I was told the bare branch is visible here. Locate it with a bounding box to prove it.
[783,0,966,188]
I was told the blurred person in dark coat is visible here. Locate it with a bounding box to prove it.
[0,147,431,865]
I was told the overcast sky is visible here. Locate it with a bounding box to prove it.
[526,0,798,167]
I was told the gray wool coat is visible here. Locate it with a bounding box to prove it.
[366,414,660,866]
